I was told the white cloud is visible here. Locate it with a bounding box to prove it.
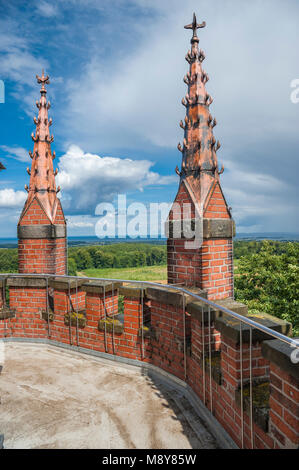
[221,161,298,232]
[36,1,59,17]
[0,18,49,113]
[0,146,29,163]
[63,0,299,153]
[0,189,26,208]
[56,145,177,214]
[67,219,95,228]
[0,19,48,87]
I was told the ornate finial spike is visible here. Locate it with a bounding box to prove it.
[175,166,181,176]
[36,69,50,93]
[184,12,206,42]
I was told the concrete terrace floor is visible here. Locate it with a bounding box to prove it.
[0,343,221,449]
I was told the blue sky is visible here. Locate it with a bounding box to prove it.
[0,0,298,237]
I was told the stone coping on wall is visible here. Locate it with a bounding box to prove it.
[262,338,299,380]
[82,280,123,294]
[187,299,248,325]
[119,286,146,299]
[146,286,206,308]
[6,276,48,288]
[49,277,86,290]
[215,311,292,345]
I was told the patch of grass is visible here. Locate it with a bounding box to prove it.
[82,264,167,282]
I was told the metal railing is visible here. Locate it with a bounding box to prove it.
[1,272,298,450]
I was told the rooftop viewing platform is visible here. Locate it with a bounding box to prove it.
[0,274,298,449]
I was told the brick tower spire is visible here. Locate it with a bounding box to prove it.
[167,14,235,300]
[18,71,67,274]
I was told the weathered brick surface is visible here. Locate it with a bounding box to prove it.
[167,182,233,299]
[204,183,230,219]
[18,238,67,275]
[268,363,299,448]
[18,198,66,275]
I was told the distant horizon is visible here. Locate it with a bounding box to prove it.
[0,231,298,246]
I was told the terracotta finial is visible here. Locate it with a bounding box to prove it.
[20,71,60,224]
[36,69,50,93]
[184,13,206,42]
[179,11,222,194]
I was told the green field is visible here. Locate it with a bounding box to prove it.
[82,264,167,281]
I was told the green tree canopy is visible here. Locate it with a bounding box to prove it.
[235,241,299,335]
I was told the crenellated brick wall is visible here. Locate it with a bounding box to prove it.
[0,276,298,449]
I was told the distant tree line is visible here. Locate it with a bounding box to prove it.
[0,240,297,274]
[233,240,292,259]
[67,243,167,275]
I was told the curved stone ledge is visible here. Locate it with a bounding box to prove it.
[49,277,86,290]
[262,338,299,381]
[82,280,122,294]
[187,298,248,325]
[146,286,206,307]
[6,277,47,288]
[215,311,292,344]
[119,286,145,299]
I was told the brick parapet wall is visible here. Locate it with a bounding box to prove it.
[0,278,297,449]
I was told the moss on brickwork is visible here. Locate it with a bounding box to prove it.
[138,325,151,338]
[64,311,87,328]
[236,381,270,432]
[41,309,54,322]
[98,317,123,334]
[243,381,270,408]
[0,307,15,320]
[205,351,222,385]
